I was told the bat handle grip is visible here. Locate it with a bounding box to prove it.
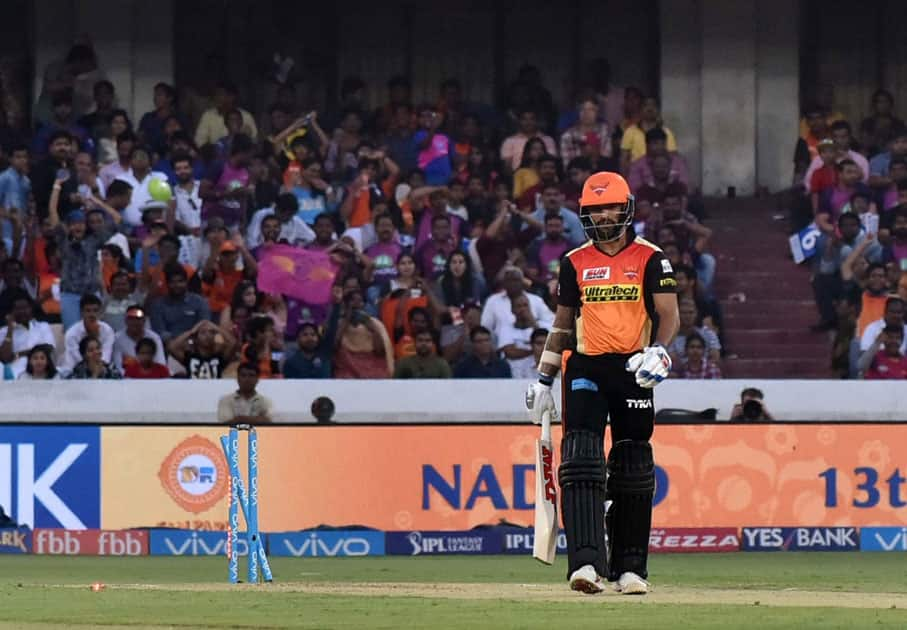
[540,410,552,442]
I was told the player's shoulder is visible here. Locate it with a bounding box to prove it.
[563,241,595,265]
[632,236,664,254]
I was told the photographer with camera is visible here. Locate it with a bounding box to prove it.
[730,387,774,422]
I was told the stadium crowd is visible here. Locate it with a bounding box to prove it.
[0,44,724,381]
[793,91,907,379]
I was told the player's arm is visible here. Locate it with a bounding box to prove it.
[626,253,679,388]
[537,305,575,381]
[651,292,680,347]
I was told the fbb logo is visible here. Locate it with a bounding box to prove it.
[158,436,227,513]
[33,529,148,555]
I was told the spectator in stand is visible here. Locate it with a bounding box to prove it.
[859,295,907,368]
[66,336,121,380]
[0,290,55,378]
[560,96,612,167]
[99,130,136,189]
[433,251,485,308]
[414,214,457,280]
[213,109,245,161]
[815,160,872,237]
[61,294,115,374]
[668,298,721,366]
[0,258,37,320]
[32,90,91,159]
[673,333,722,379]
[170,153,202,237]
[283,308,340,379]
[413,105,452,186]
[803,121,870,191]
[77,80,117,144]
[94,110,131,167]
[627,128,689,194]
[48,174,121,330]
[673,264,722,334]
[18,345,58,380]
[154,132,205,185]
[648,187,715,292]
[413,188,463,250]
[868,125,907,192]
[808,138,838,211]
[863,324,907,379]
[860,90,904,159]
[562,157,592,212]
[324,110,365,180]
[393,329,451,379]
[379,100,418,173]
[199,134,254,230]
[516,154,560,211]
[365,213,403,295]
[840,252,887,337]
[338,153,399,230]
[31,131,77,221]
[882,207,907,269]
[201,237,256,321]
[285,157,335,226]
[500,110,557,173]
[526,214,570,284]
[113,147,168,229]
[476,203,539,286]
[795,103,833,172]
[496,293,541,378]
[194,81,257,147]
[100,270,143,332]
[876,158,907,212]
[139,82,187,155]
[529,183,585,248]
[812,214,882,331]
[452,325,511,378]
[481,265,553,341]
[334,289,394,378]
[246,193,315,250]
[511,138,546,200]
[150,264,212,350]
[440,301,482,364]
[123,337,170,379]
[112,305,165,372]
[619,97,677,174]
[239,316,279,379]
[168,319,237,379]
[0,144,30,252]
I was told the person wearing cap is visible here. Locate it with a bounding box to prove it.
[525,171,679,596]
[200,235,257,320]
[113,147,168,228]
[112,304,166,372]
[48,169,123,331]
[808,138,838,213]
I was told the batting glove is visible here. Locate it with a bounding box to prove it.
[526,381,558,425]
[626,345,672,388]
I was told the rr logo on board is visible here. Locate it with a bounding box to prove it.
[158,436,227,513]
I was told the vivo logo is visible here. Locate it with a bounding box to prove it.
[282,533,371,557]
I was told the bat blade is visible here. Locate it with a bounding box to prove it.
[532,412,557,564]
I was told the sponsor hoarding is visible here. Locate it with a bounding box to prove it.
[741,527,859,551]
[93,425,907,530]
[0,528,31,554]
[649,528,740,552]
[859,527,907,551]
[386,530,502,555]
[268,530,385,557]
[0,426,100,529]
[32,529,148,555]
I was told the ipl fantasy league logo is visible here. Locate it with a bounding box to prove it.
[158,436,228,513]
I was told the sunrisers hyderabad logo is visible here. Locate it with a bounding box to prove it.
[158,435,228,513]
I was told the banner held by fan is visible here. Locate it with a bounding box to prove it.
[257,244,338,304]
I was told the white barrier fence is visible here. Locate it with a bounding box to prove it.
[0,380,904,423]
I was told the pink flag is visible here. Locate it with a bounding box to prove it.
[257,244,338,304]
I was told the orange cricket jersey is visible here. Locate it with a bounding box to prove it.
[557,236,676,355]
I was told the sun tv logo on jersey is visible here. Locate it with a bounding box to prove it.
[584,284,640,302]
[158,436,227,513]
[582,266,611,281]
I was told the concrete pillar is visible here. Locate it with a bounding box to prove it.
[660,0,702,189]
[660,0,799,195]
[32,0,173,121]
[756,0,800,193]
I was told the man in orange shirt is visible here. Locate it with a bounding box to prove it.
[525,172,679,596]
[201,238,257,319]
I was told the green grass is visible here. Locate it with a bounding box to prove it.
[0,554,906,629]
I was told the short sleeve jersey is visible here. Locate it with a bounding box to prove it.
[557,236,676,355]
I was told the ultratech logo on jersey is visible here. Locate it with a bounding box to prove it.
[584,284,640,302]
[582,266,611,281]
[649,528,739,553]
[158,436,228,513]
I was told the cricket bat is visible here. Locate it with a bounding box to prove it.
[532,410,558,564]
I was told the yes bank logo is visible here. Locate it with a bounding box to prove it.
[0,427,100,529]
[269,531,385,557]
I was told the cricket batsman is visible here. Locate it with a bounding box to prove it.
[525,171,679,595]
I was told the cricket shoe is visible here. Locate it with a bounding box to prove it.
[614,571,648,595]
[568,565,605,594]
